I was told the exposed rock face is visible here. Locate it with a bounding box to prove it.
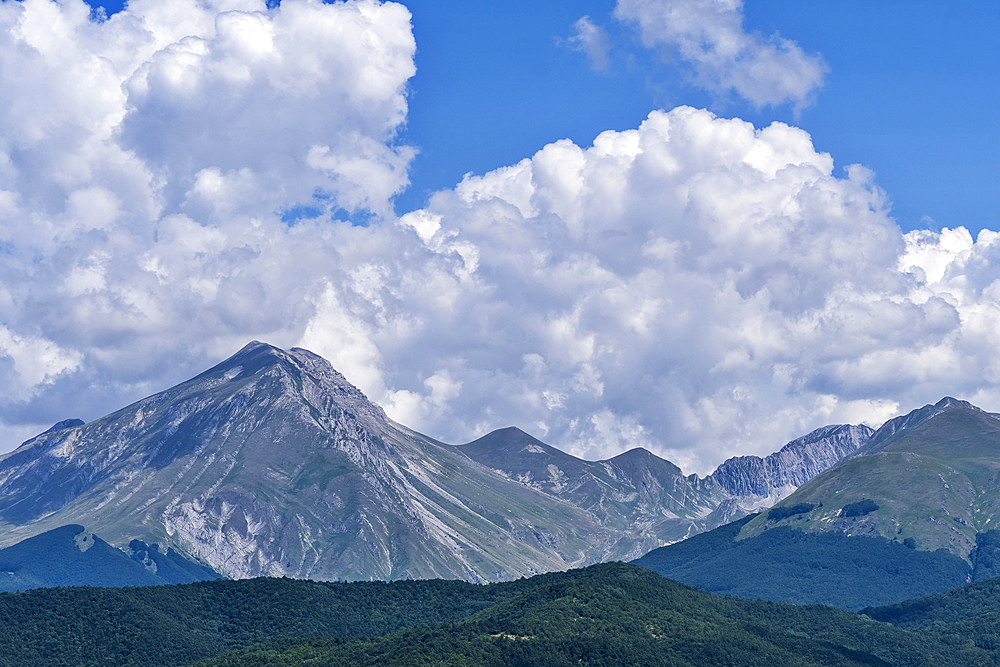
[458,429,734,558]
[0,342,610,582]
[456,423,872,556]
[708,424,874,508]
[0,342,875,583]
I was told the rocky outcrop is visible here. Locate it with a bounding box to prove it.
[0,341,882,583]
[0,342,609,583]
[709,424,874,507]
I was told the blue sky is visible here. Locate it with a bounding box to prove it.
[401,0,1000,233]
[403,1,1000,233]
[4,0,1000,472]
[86,0,999,232]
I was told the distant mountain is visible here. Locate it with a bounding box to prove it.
[0,341,873,584]
[851,396,984,456]
[633,514,969,610]
[708,423,873,508]
[458,421,871,551]
[637,398,1000,609]
[742,404,1000,560]
[0,562,986,666]
[457,428,738,554]
[0,342,612,582]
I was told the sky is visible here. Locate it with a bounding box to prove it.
[0,0,999,474]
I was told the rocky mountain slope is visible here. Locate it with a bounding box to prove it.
[457,428,738,553]
[0,341,872,583]
[457,421,872,552]
[708,423,873,508]
[0,342,613,582]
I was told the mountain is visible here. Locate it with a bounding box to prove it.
[457,428,738,554]
[741,403,1000,560]
[0,342,614,582]
[708,423,873,508]
[633,514,969,610]
[637,397,1000,609]
[851,396,984,456]
[0,563,987,666]
[456,422,869,554]
[0,341,873,584]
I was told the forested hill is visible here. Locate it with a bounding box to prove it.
[0,563,993,666]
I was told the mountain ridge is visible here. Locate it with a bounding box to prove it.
[0,341,887,583]
[0,342,613,582]
[737,403,1000,562]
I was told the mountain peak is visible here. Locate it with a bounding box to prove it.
[605,447,683,477]
[18,418,85,448]
[934,396,978,411]
[607,447,659,463]
[191,341,386,424]
[709,423,872,504]
[856,396,987,456]
[459,426,570,463]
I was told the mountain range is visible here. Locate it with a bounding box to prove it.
[0,341,873,585]
[636,397,1000,609]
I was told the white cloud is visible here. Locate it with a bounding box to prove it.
[565,15,610,72]
[0,327,81,400]
[0,0,415,426]
[3,1,1000,478]
[614,0,827,109]
[301,106,1000,474]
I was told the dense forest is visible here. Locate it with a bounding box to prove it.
[0,562,997,665]
[633,514,970,609]
[0,525,218,591]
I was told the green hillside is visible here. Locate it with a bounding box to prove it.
[0,563,991,666]
[0,574,512,666]
[739,408,1000,560]
[633,405,1000,610]
[633,515,969,610]
[863,576,1000,658]
[197,563,983,666]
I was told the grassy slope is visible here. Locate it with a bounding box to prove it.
[739,409,1000,559]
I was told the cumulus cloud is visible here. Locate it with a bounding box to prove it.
[294,107,1000,472]
[301,107,1000,474]
[3,0,1000,476]
[0,0,414,422]
[303,107,934,472]
[614,0,827,109]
